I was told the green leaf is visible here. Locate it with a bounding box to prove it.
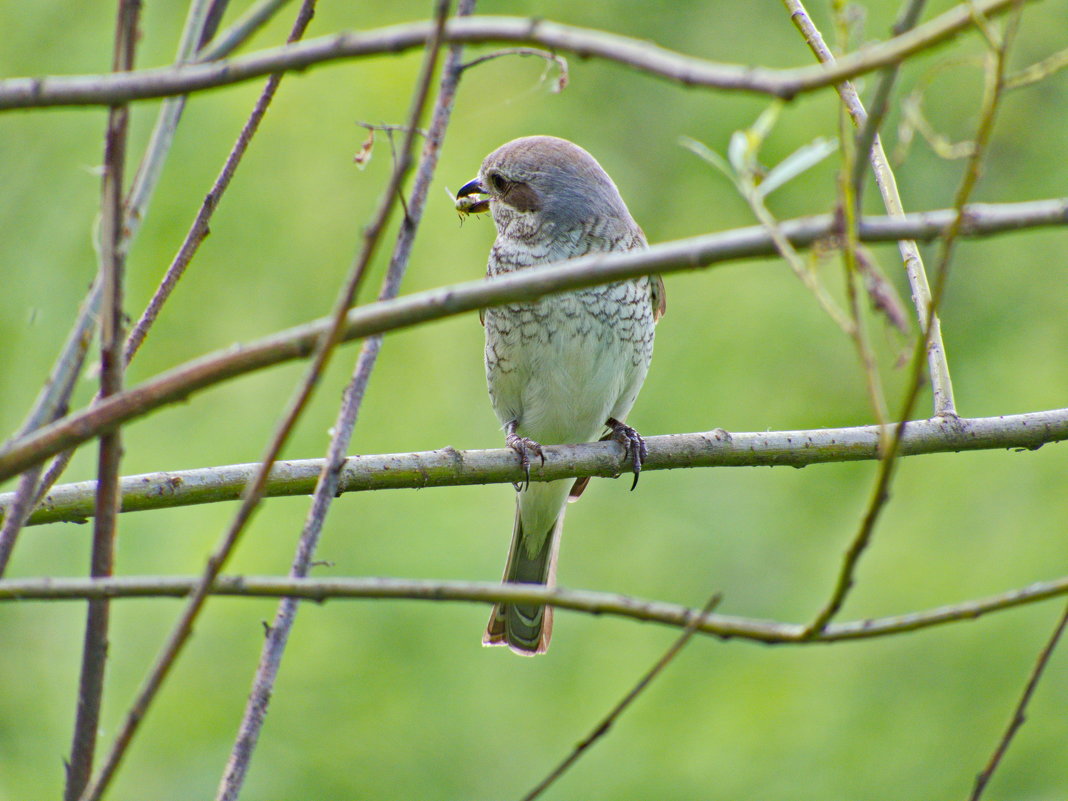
[757,136,839,197]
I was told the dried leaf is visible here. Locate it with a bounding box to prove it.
[353,129,374,169]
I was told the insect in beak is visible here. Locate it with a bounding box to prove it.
[455,178,491,215]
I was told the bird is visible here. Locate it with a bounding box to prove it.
[456,135,665,655]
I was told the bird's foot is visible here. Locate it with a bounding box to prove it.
[606,417,648,491]
[505,424,545,491]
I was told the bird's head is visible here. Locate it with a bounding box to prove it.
[455,135,632,236]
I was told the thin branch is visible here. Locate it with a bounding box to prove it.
[784,0,956,417]
[65,3,139,799]
[521,593,721,801]
[215,1,467,799]
[121,0,217,251]
[2,575,1066,646]
[969,600,1068,801]
[5,409,1065,527]
[1,198,1064,486]
[0,277,98,574]
[836,145,890,430]
[461,47,569,91]
[197,0,295,62]
[849,0,929,205]
[1004,45,1068,90]
[0,0,1037,110]
[76,1,445,797]
[125,1,319,364]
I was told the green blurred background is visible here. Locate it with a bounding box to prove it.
[2,1,1067,799]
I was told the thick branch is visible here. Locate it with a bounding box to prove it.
[1,574,1066,644]
[5,408,1065,526]
[0,0,1036,109]
[0,199,1065,485]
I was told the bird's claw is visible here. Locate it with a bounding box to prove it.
[607,418,648,491]
[506,432,545,491]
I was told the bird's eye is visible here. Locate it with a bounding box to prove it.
[487,171,507,192]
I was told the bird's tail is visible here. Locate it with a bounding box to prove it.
[484,491,567,655]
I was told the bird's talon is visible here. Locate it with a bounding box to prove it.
[606,417,647,491]
[506,430,544,491]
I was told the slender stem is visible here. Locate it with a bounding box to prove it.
[0,265,100,576]
[197,0,295,62]
[522,594,722,801]
[121,0,219,253]
[64,3,139,799]
[849,0,929,204]
[124,2,315,365]
[969,600,1068,801]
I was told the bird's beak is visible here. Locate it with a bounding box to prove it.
[455,178,491,215]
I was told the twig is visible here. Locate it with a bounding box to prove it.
[197,0,295,62]
[461,47,569,91]
[121,0,218,252]
[125,1,319,365]
[521,593,721,801]
[354,120,431,136]
[1,197,1065,485]
[1004,45,1068,90]
[849,0,929,204]
[2,575,1066,646]
[801,0,1027,637]
[969,600,1068,801]
[4,408,1066,527]
[783,0,956,417]
[0,0,1037,109]
[836,154,890,429]
[0,277,98,574]
[214,2,467,799]
[75,0,447,797]
[64,3,138,799]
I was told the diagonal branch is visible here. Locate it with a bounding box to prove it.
[0,0,1037,110]
[4,408,1065,527]
[214,2,471,799]
[522,593,722,800]
[969,600,1068,801]
[0,198,1064,485]
[784,0,956,417]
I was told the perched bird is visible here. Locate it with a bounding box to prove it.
[456,135,665,655]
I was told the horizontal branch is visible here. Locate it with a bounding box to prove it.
[5,408,1066,526]
[0,0,1037,109]
[1,198,1065,484]
[1,573,1066,644]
